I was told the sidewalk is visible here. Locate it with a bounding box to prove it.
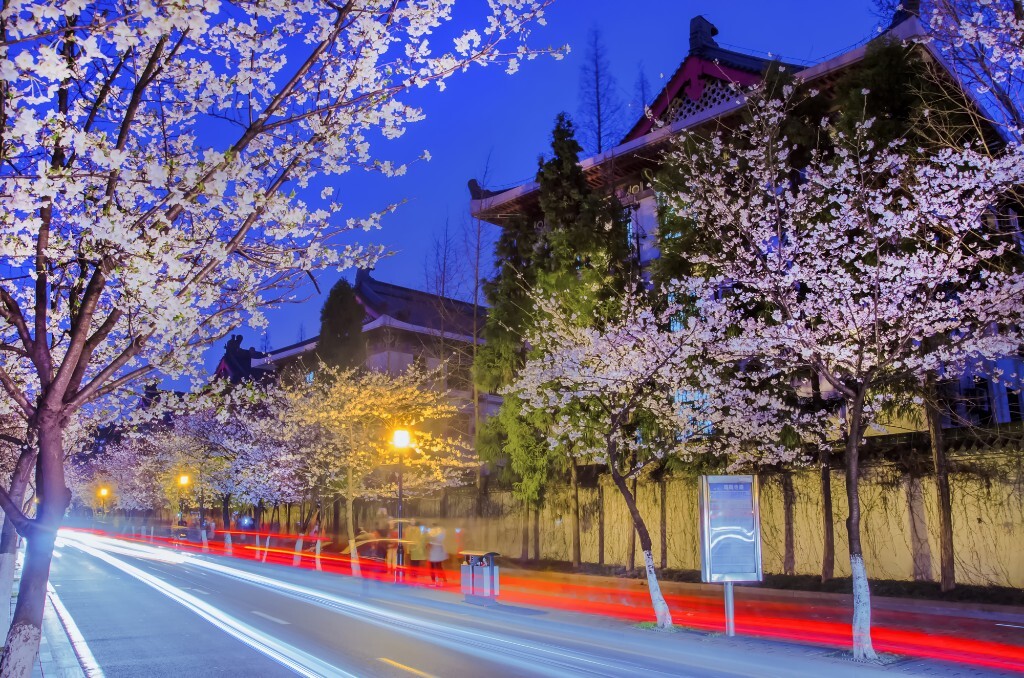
[9,554,89,677]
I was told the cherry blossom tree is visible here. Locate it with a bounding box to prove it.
[508,290,716,629]
[284,363,471,575]
[660,85,1024,659]
[0,0,557,669]
[923,0,1024,141]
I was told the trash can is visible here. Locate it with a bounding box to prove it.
[459,551,500,605]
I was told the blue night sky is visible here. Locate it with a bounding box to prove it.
[208,0,888,370]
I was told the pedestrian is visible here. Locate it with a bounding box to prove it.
[427,523,447,586]
[408,521,427,580]
[385,521,399,574]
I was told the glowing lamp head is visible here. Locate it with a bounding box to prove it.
[99,488,108,497]
[392,429,411,450]
[179,474,190,487]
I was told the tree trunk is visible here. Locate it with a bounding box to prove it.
[0,444,37,634]
[820,446,835,582]
[925,373,955,592]
[782,472,796,576]
[332,496,342,542]
[346,468,360,577]
[1,414,71,676]
[532,502,540,561]
[569,462,581,569]
[520,503,529,562]
[844,389,877,660]
[608,464,671,628]
[625,476,637,573]
[221,493,231,532]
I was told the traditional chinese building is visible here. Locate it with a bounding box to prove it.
[215,268,499,442]
[469,11,1024,433]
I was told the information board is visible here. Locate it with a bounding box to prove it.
[698,475,762,583]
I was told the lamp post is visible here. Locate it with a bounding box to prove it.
[98,487,108,517]
[392,428,412,582]
[178,474,190,527]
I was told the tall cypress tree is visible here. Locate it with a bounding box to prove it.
[475,113,635,567]
[317,278,365,370]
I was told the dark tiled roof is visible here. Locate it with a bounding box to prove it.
[354,269,485,337]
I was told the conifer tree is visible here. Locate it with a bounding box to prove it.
[317,279,366,370]
[475,113,634,568]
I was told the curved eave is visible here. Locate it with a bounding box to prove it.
[471,17,931,226]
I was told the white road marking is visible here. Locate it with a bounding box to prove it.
[61,536,356,678]
[251,610,290,625]
[995,623,1024,629]
[46,583,104,677]
[188,587,210,595]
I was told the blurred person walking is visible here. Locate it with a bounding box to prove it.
[427,523,447,586]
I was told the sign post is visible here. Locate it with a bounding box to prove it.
[698,475,762,637]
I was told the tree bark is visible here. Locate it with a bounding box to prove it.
[569,462,581,569]
[820,446,835,582]
[625,476,637,573]
[0,444,37,634]
[532,502,540,561]
[221,493,231,532]
[1,414,71,676]
[346,468,360,577]
[782,472,796,576]
[520,503,529,562]
[844,389,877,660]
[925,373,955,592]
[608,464,671,628]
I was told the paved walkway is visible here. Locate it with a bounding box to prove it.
[7,552,89,677]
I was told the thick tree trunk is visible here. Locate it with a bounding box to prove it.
[347,468,360,577]
[569,462,581,569]
[782,472,796,576]
[925,374,955,592]
[1,414,71,676]
[820,446,835,582]
[625,476,637,573]
[608,465,671,628]
[0,445,37,634]
[844,390,877,661]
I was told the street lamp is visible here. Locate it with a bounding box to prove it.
[178,474,190,527]
[392,428,412,581]
[98,487,108,516]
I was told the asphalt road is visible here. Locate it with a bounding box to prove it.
[48,531,1009,677]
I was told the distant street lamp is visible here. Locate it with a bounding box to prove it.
[392,428,412,581]
[178,474,190,527]
[98,487,109,516]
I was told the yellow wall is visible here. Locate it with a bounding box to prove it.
[353,453,1024,588]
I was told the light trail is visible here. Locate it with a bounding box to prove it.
[61,528,1024,674]
[60,530,677,678]
[59,534,356,678]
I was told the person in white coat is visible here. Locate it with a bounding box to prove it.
[427,523,447,586]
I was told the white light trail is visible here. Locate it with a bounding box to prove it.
[60,533,356,678]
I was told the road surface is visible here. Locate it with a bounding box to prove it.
[48,531,1014,677]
